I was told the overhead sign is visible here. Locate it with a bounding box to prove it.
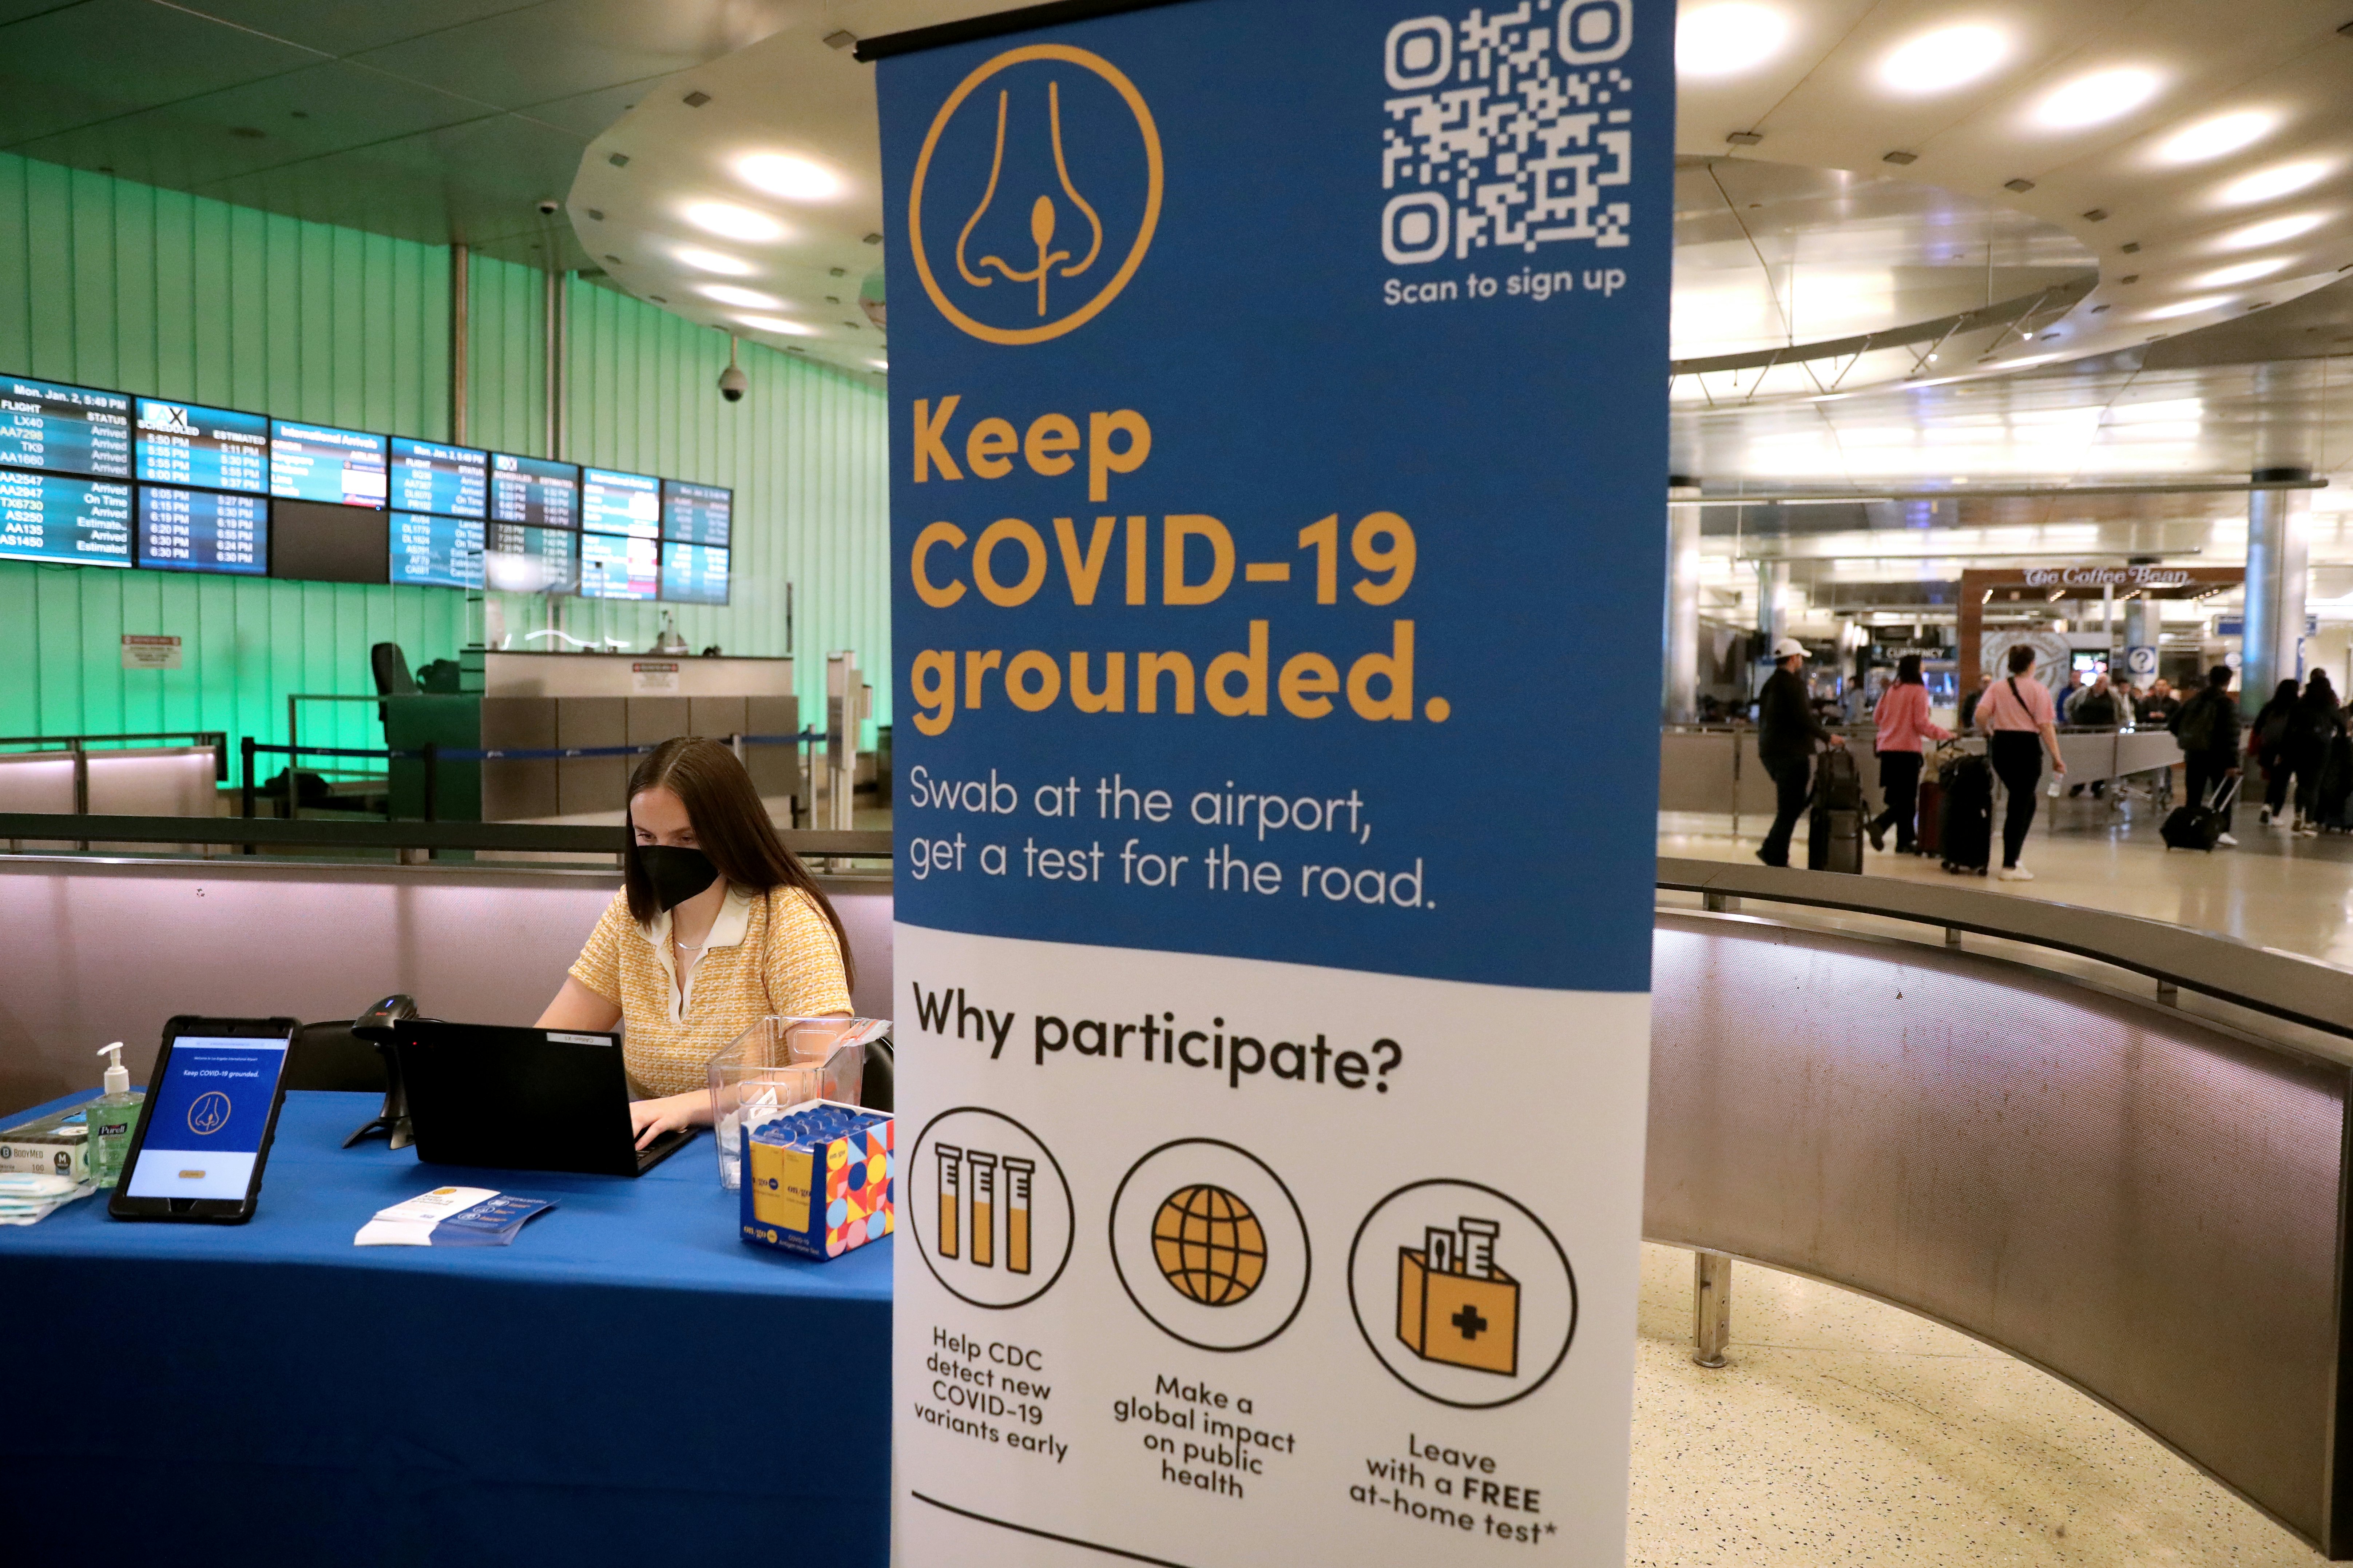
[874,2,1668,1565]
[2023,564,2193,590]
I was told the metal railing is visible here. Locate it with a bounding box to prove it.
[0,731,230,812]
[238,730,822,833]
[0,812,890,865]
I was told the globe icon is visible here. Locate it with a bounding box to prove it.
[1152,1185,1267,1306]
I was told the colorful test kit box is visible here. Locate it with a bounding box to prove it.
[740,1100,895,1260]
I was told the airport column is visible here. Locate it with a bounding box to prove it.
[2243,469,2312,714]
[1757,560,1789,668]
[1664,481,1701,722]
[2122,596,2158,694]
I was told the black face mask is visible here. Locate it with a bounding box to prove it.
[638,844,719,912]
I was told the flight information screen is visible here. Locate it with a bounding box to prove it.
[580,531,658,600]
[0,377,133,479]
[270,420,387,508]
[390,512,484,589]
[579,467,659,538]
[660,542,729,605]
[489,453,578,529]
[0,471,132,566]
[389,438,488,518]
[134,399,270,493]
[138,486,267,575]
[661,481,731,547]
[484,522,578,595]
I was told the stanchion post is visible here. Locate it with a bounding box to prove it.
[241,737,257,852]
[1693,1250,1732,1368]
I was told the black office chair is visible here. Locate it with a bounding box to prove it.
[370,641,416,727]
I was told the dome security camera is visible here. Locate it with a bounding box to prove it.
[717,334,747,403]
[536,198,560,216]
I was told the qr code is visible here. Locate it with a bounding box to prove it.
[1381,2,1634,264]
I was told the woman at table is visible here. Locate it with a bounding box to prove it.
[537,735,853,1149]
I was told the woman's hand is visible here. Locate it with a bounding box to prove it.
[629,1090,713,1151]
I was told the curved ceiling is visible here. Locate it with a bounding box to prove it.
[570,0,2353,391]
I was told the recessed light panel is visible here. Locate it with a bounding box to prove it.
[2152,109,2277,164]
[2032,68,2161,131]
[2143,295,2228,319]
[737,154,844,203]
[1878,24,2010,96]
[684,201,785,242]
[737,315,816,337]
[2194,258,2290,287]
[675,246,755,275]
[2217,160,2331,205]
[1675,3,1790,78]
[2213,212,2328,250]
[700,284,783,309]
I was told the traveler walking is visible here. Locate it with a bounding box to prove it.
[2067,674,2121,797]
[1868,653,1952,855]
[1975,643,2068,881]
[2170,666,2242,846]
[2285,672,2346,836]
[2253,677,2299,825]
[1755,638,1844,869]
[1958,674,1989,731]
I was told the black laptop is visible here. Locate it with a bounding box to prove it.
[390,1019,696,1177]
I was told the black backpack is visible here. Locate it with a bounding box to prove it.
[2176,693,2219,754]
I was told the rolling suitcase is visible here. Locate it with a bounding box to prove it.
[1939,753,1994,875]
[2161,776,2238,851]
[1806,750,1866,874]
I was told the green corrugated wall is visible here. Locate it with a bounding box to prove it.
[0,152,889,772]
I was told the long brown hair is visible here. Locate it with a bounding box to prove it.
[623,737,854,989]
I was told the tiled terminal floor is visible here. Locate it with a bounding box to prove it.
[1640,794,2340,1563]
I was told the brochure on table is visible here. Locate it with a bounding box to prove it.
[872,1,1668,1563]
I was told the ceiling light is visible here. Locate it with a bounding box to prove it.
[2153,109,2277,164]
[1878,24,2010,96]
[2218,160,2332,206]
[737,153,844,203]
[1675,3,1790,78]
[2214,211,2328,250]
[2032,68,2162,130]
[700,284,782,309]
[2143,295,2229,320]
[2195,258,2290,287]
[736,314,815,337]
[684,201,785,242]
[675,246,755,275]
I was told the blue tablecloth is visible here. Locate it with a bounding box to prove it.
[0,1090,891,1564]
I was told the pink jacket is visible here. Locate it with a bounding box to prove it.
[1873,681,1953,754]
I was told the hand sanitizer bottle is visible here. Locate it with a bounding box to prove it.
[88,1042,142,1189]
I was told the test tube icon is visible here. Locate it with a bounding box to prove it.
[1003,1157,1036,1275]
[1425,1225,1458,1276]
[935,1145,963,1260]
[1460,1217,1500,1278]
[969,1152,999,1269]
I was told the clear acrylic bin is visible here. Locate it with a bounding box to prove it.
[708,1016,888,1189]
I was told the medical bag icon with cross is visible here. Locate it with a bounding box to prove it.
[1397,1215,1521,1377]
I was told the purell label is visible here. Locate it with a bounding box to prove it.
[95,1121,132,1139]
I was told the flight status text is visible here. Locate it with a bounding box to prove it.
[581,468,660,538]
[0,377,132,479]
[391,511,486,589]
[271,420,387,508]
[138,487,266,574]
[490,453,578,529]
[135,401,270,493]
[662,480,731,547]
[0,471,133,566]
[390,438,488,518]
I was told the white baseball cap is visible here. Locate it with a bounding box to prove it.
[1771,638,1807,660]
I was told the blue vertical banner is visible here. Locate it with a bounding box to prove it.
[873,1,1670,1562]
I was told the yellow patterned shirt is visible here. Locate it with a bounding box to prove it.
[568,882,853,1098]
